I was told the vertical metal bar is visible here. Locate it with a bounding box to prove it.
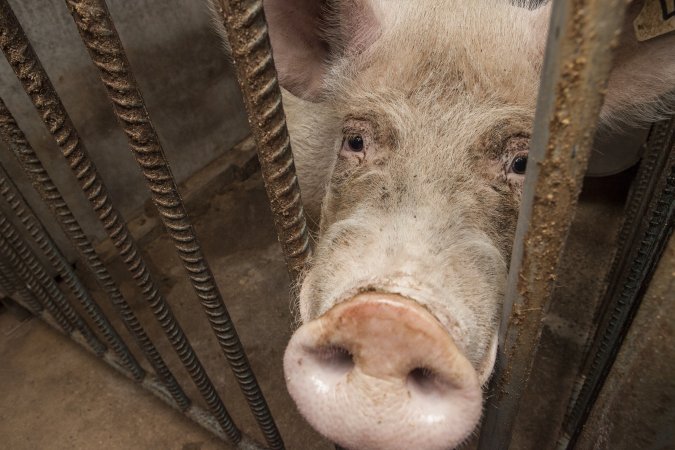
[0,251,43,314]
[213,0,311,286]
[0,97,190,412]
[478,1,628,448]
[558,117,674,449]
[0,209,107,355]
[0,2,240,443]
[62,1,284,447]
[0,162,145,380]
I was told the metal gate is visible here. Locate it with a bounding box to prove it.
[0,0,672,449]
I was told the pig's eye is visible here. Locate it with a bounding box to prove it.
[510,154,528,175]
[345,135,364,152]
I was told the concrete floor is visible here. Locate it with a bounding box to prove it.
[0,140,641,449]
[0,313,224,450]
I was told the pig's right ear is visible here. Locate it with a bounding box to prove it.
[262,0,380,101]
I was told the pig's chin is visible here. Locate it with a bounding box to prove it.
[284,293,485,450]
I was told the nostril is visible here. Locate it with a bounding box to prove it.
[285,295,484,450]
[407,367,445,396]
[308,345,354,377]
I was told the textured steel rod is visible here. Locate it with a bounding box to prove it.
[0,97,189,411]
[0,230,74,334]
[477,1,628,449]
[63,1,283,447]
[0,162,144,380]
[0,210,107,355]
[0,251,43,313]
[0,1,239,441]
[215,0,311,286]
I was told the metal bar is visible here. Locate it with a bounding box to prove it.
[0,1,240,442]
[62,1,284,447]
[477,1,628,448]
[0,97,190,411]
[0,0,247,444]
[0,162,145,380]
[214,0,311,286]
[558,117,674,449]
[0,229,74,334]
[0,209,107,355]
[0,251,43,313]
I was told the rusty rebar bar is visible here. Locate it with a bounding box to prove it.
[0,210,107,354]
[0,162,144,380]
[62,0,283,447]
[214,0,312,287]
[0,1,241,441]
[0,251,43,313]
[0,97,189,411]
[477,2,628,449]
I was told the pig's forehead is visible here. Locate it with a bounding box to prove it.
[347,0,544,109]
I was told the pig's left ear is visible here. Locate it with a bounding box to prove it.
[210,0,380,101]
[263,0,380,101]
[530,1,675,126]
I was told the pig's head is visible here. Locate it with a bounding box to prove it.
[252,1,675,448]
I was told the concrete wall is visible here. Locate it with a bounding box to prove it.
[0,0,249,254]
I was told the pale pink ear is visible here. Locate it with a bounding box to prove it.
[528,1,675,126]
[264,0,379,101]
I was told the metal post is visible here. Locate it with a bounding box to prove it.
[478,1,628,448]
[214,0,312,286]
[0,96,190,412]
[62,1,283,447]
[0,4,245,442]
[0,162,145,380]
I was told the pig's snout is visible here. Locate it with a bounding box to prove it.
[283,293,482,450]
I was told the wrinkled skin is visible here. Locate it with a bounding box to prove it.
[212,1,675,448]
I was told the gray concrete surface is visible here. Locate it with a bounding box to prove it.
[0,313,225,450]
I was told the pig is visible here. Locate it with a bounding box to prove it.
[211,1,675,448]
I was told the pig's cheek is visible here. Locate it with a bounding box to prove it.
[297,270,321,323]
[477,332,499,385]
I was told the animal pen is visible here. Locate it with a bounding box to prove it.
[0,0,672,449]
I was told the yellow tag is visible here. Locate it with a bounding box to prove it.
[634,0,675,41]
